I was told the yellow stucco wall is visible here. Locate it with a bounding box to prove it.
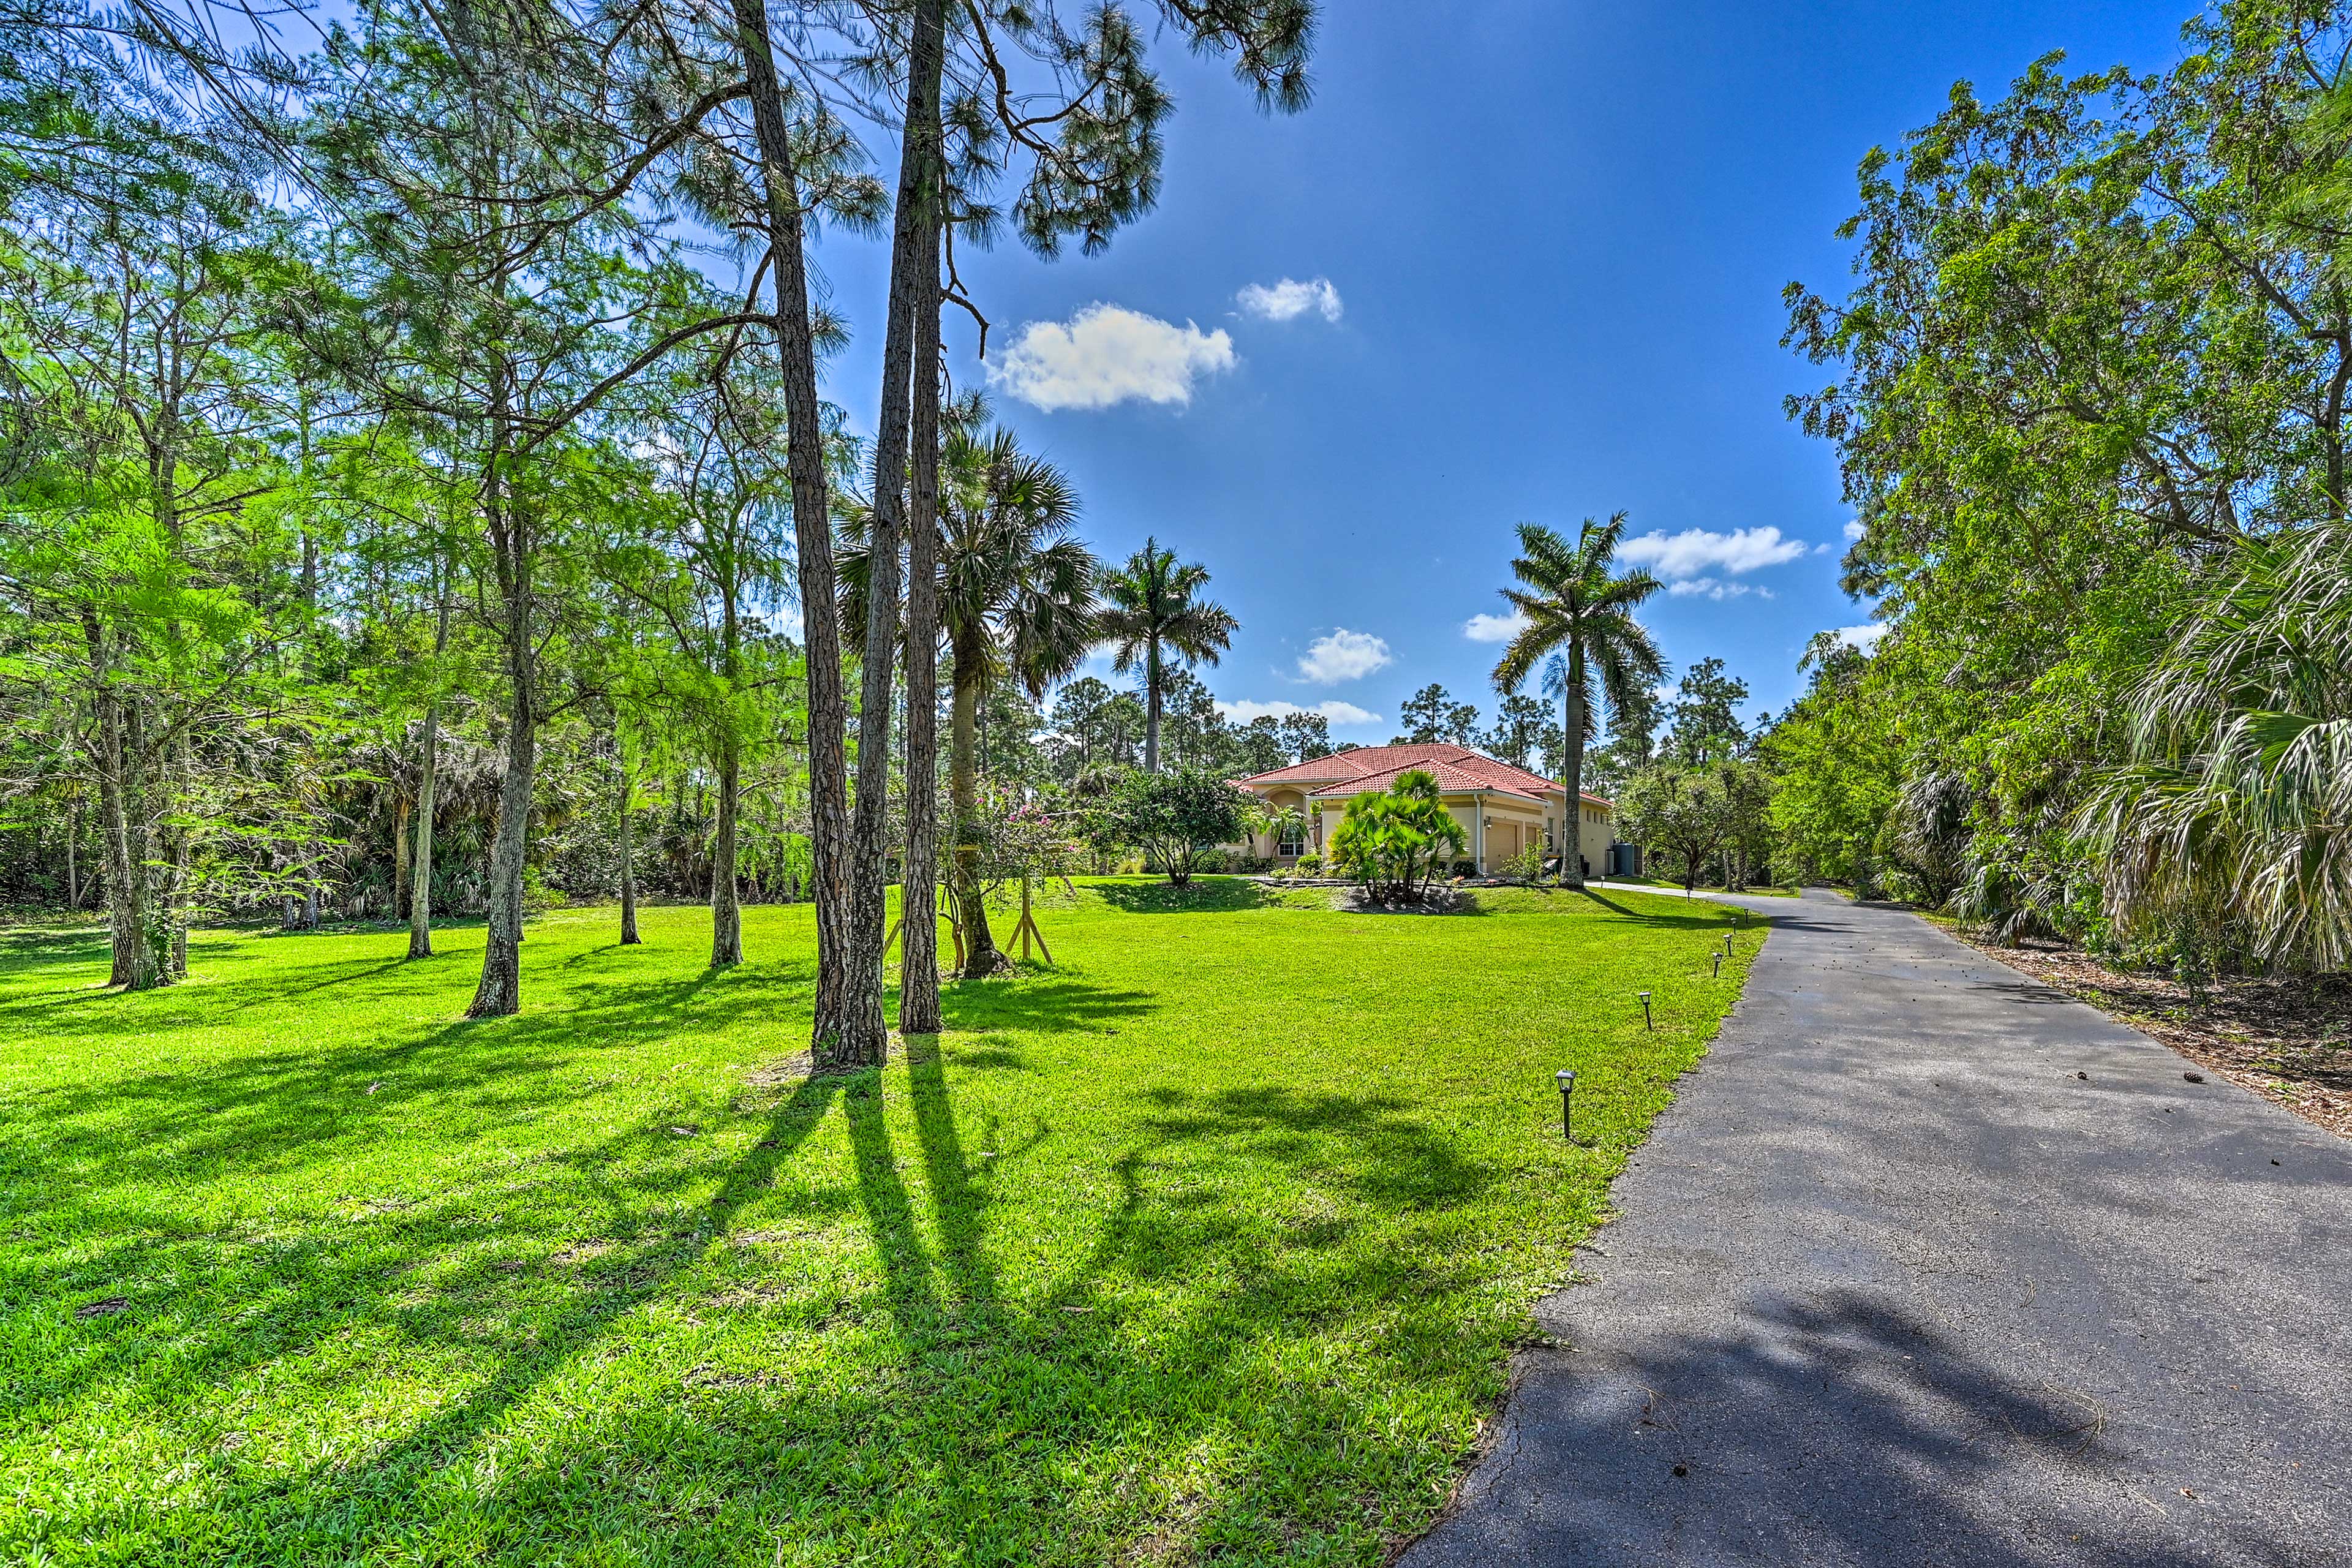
[1243,780,1614,875]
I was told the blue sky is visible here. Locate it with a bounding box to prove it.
[810,0,2196,744]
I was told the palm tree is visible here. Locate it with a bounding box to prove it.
[1095,538,1238,773]
[1489,512,1665,888]
[2079,520,2352,972]
[842,414,1099,976]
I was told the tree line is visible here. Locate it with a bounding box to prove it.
[0,0,1320,1066]
[1765,0,2351,974]
[1498,1,2351,962]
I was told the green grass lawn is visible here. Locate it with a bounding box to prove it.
[1,877,1758,1567]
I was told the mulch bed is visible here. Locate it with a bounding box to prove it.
[1945,929,2352,1139]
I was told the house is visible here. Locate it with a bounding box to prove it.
[1233,743,1618,878]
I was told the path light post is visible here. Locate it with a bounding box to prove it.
[1713,951,1722,978]
[1556,1068,1575,1140]
[1638,991,1653,1030]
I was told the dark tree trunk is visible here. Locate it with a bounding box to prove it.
[1144,639,1162,774]
[394,794,412,923]
[900,225,944,1032]
[711,735,742,967]
[162,736,190,976]
[472,656,535,1016]
[469,395,535,1019]
[893,0,949,1033]
[730,0,867,1065]
[848,0,949,1042]
[96,701,160,987]
[617,749,641,946]
[64,798,79,910]
[409,700,439,959]
[83,613,161,989]
[948,630,1002,975]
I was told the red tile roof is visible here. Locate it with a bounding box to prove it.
[1238,744,1610,807]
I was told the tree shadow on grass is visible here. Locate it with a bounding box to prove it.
[938,973,1158,1035]
[0,925,111,967]
[23,1048,851,1562]
[1554,886,1748,933]
[0,925,812,1050]
[11,927,1566,1561]
[1138,1084,1494,1215]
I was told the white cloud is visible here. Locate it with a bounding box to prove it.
[1236,276,1343,323]
[1828,622,1888,653]
[1842,519,1867,542]
[1621,525,1809,581]
[988,303,1236,411]
[1665,578,1773,600]
[1294,628,1390,684]
[1462,609,1531,644]
[1218,698,1381,727]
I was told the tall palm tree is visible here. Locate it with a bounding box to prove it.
[1490,512,1665,888]
[1095,538,1238,772]
[842,413,1098,975]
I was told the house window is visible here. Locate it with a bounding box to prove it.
[1278,823,1305,856]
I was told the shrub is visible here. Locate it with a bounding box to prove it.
[1294,851,1323,875]
[1115,769,1252,887]
[1498,843,1546,882]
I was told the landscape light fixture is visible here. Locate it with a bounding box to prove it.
[1713,952,1722,978]
[1638,991,1653,1030]
[1724,932,1735,956]
[1556,1068,1575,1140]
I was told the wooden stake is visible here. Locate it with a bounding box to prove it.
[1007,877,1054,965]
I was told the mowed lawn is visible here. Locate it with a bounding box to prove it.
[1,878,1757,1566]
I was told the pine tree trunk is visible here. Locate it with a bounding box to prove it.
[730,0,865,1065]
[469,393,535,1019]
[948,631,1001,975]
[842,0,947,1045]
[409,701,439,959]
[471,662,534,1016]
[711,734,742,967]
[85,616,162,990]
[162,733,190,976]
[895,0,948,1033]
[617,750,641,946]
[899,224,945,1031]
[394,794,412,923]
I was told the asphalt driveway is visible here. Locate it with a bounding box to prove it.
[1404,888,2352,1567]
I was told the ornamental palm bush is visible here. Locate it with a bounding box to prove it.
[1328,770,1466,903]
[2080,523,2352,973]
